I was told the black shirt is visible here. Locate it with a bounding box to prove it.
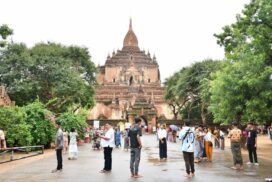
[247,129,257,145]
[128,125,142,148]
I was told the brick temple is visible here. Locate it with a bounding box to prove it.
[88,19,173,131]
[0,86,15,107]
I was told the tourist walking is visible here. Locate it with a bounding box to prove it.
[123,128,129,151]
[204,128,213,162]
[63,129,68,154]
[179,121,195,178]
[99,122,115,173]
[246,122,259,166]
[213,127,220,148]
[68,128,78,160]
[115,128,121,148]
[89,127,93,143]
[228,122,243,170]
[52,121,64,173]
[158,124,167,160]
[168,127,173,142]
[219,128,225,150]
[127,118,142,178]
[0,128,6,149]
[194,125,204,163]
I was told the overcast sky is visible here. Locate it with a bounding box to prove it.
[0,0,250,81]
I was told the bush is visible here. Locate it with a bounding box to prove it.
[57,109,88,139]
[23,100,55,147]
[0,106,33,147]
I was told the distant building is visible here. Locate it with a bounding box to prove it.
[0,86,15,106]
[88,19,173,132]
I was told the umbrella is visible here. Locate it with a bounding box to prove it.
[169,125,179,131]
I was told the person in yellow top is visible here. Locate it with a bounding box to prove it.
[228,122,243,170]
[0,128,7,149]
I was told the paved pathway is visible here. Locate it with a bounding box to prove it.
[0,135,271,182]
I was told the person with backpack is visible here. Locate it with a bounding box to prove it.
[179,121,195,178]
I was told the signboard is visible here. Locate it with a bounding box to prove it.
[93,120,100,129]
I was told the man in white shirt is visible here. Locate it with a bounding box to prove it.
[99,122,115,173]
[158,124,167,160]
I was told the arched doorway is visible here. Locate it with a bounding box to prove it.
[140,116,148,133]
[129,76,133,85]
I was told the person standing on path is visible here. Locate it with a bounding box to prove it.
[63,129,68,154]
[158,124,167,160]
[127,118,142,178]
[0,128,6,149]
[99,122,115,173]
[52,121,64,173]
[246,122,259,166]
[194,125,204,163]
[219,128,225,150]
[68,128,78,160]
[123,128,129,151]
[179,121,195,178]
[204,128,213,162]
[115,127,121,148]
[228,122,243,170]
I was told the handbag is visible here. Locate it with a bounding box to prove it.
[208,141,213,147]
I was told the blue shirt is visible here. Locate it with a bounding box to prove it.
[179,127,195,153]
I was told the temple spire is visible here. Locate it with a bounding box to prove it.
[129,17,132,30]
[123,18,139,50]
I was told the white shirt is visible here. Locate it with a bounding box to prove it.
[158,129,167,139]
[204,132,212,142]
[101,128,115,148]
[0,130,5,140]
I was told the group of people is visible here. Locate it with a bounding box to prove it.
[194,126,225,163]
[51,122,78,173]
[50,119,270,179]
[97,118,143,178]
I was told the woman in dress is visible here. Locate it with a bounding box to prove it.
[68,128,78,160]
[115,127,121,148]
[204,128,213,162]
[63,129,69,154]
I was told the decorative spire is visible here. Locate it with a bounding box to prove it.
[123,18,139,50]
[129,17,132,31]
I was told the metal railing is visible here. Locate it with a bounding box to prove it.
[0,145,44,164]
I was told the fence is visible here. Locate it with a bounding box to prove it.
[0,145,44,164]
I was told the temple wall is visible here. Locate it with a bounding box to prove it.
[143,67,158,83]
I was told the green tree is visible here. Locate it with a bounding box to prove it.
[164,68,190,119]
[0,24,13,47]
[0,42,97,113]
[211,0,272,124]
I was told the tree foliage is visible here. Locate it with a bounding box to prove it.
[0,42,97,113]
[210,0,272,124]
[0,24,13,47]
[57,109,88,139]
[23,100,55,147]
[165,59,222,123]
[0,106,32,147]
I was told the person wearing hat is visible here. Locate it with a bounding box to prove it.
[228,122,243,170]
[52,121,64,173]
